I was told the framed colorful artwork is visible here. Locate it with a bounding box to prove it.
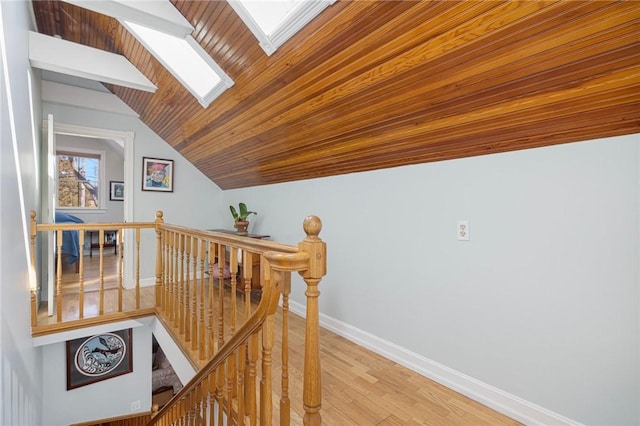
[66,328,133,390]
[142,157,174,192]
[109,181,124,201]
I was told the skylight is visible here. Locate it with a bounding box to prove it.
[228,0,335,56]
[122,21,233,108]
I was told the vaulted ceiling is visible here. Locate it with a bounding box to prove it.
[33,1,640,189]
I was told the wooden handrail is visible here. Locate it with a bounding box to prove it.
[31,309,156,337]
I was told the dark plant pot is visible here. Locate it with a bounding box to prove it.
[234,220,249,235]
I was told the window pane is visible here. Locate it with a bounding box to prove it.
[57,153,100,208]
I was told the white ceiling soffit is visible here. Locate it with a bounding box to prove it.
[29,31,157,93]
[63,0,194,38]
[41,80,139,118]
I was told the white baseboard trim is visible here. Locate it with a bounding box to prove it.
[124,276,155,289]
[139,277,156,287]
[288,300,581,426]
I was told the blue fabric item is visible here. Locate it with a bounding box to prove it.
[55,212,84,264]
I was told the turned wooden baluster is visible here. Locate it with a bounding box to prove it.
[166,229,172,314]
[226,247,238,402]
[242,251,255,421]
[217,244,226,350]
[165,229,172,314]
[246,329,259,425]
[226,356,234,425]
[78,231,85,318]
[161,229,169,312]
[116,228,123,311]
[261,313,275,426]
[209,369,218,425]
[216,363,225,425]
[98,229,105,316]
[173,230,179,325]
[155,211,164,310]
[216,243,226,423]
[194,381,203,426]
[243,251,254,311]
[230,247,238,336]
[185,234,192,342]
[298,216,327,426]
[280,272,292,426]
[208,241,216,359]
[191,236,198,351]
[133,228,140,308]
[29,211,37,327]
[179,234,185,334]
[56,229,63,322]
[237,333,247,422]
[260,264,286,426]
[186,387,193,425]
[199,239,206,360]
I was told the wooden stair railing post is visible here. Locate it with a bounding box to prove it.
[198,239,206,360]
[280,272,292,426]
[256,255,289,426]
[173,230,179,326]
[179,233,185,334]
[191,236,199,352]
[78,231,85,317]
[185,234,192,343]
[298,216,327,426]
[154,211,164,309]
[115,228,122,312]
[98,228,105,315]
[56,229,63,322]
[264,245,318,426]
[30,211,37,328]
[135,228,141,308]
[207,241,215,359]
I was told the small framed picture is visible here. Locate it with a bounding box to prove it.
[142,157,174,192]
[66,329,133,390]
[109,181,124,201]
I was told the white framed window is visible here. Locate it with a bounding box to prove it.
[228,0,335,56]
[56,147,106,210]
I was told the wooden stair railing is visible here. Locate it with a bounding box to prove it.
[29,210,159,333]
[29,211,327,425]
[151,216,327,425]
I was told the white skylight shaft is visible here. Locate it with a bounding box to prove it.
[123,21,233,107]
[240,0,301,35]
[229,0,335,56]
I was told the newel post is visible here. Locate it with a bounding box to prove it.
[154,211,164,308]
[298,216,327,426]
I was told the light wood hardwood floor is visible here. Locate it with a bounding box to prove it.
[40,255,520,425]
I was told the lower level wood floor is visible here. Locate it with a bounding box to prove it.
[39,255,520,425]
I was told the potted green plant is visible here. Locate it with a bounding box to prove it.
[229,202,257,235]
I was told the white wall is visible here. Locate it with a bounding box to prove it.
[42,102,226,282]
[0,1,44,424]
[41,325,153,425]
[225,134,640,426]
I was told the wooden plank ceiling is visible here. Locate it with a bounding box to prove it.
[33,0,640,189]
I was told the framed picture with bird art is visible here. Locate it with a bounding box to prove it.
[66,328,133,390]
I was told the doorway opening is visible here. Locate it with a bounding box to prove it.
[43,119,135,315]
